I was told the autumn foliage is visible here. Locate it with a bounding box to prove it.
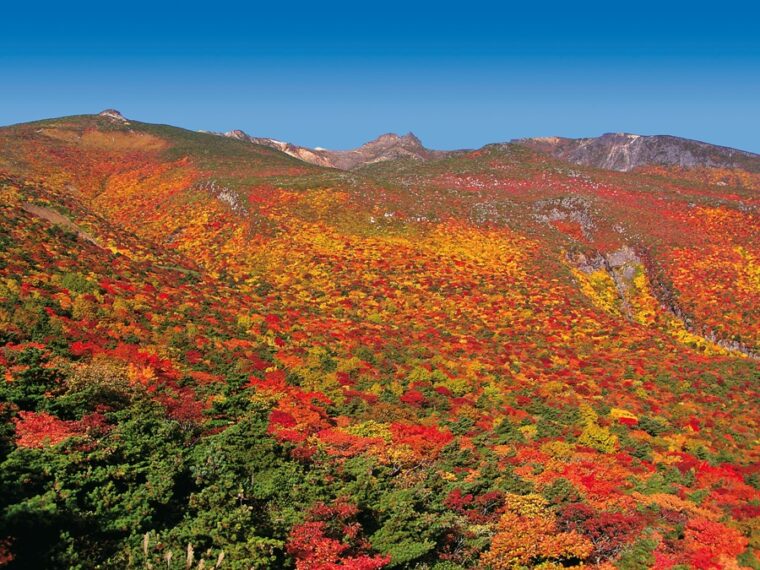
[0,114,756,568]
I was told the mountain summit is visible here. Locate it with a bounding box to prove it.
[326,131,446,170]
[219,129,448,170]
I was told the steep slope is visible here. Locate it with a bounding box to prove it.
[0,112,758,569]
[515,132,760,173]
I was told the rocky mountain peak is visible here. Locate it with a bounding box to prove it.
[370,132,422,147]
[98,109,128,123]
[401,132,422,145]
[224,129,251,141]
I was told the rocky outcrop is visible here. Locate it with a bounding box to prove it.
[533,196,596,240]
[194,179,248,216]
[571,246,759,359]
[98,109,129,124]
[516,133,760,172]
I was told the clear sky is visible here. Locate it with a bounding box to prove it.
[2,0,758,152]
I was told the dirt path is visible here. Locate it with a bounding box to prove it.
[21,203,101,246]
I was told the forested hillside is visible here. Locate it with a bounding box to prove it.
[0,113,757,569]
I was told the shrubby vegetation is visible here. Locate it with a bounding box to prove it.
[0,115,757,568]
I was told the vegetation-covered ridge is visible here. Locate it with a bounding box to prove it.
[0,113,757,569]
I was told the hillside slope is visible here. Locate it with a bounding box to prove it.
[0,112,757,569]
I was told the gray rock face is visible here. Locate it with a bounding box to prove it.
[515,133,760,172]
[533,196,596,240]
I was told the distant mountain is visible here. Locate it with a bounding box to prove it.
[218,130,451,170]
[219,127,760,173]
[514,133,760,172]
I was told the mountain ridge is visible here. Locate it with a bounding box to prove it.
[220,124,760,172]
[19,109,760,174]
[514,132,760,172]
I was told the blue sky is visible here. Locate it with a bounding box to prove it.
[2,0,758,151]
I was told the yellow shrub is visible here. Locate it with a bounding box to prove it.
[579,423,618,453]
